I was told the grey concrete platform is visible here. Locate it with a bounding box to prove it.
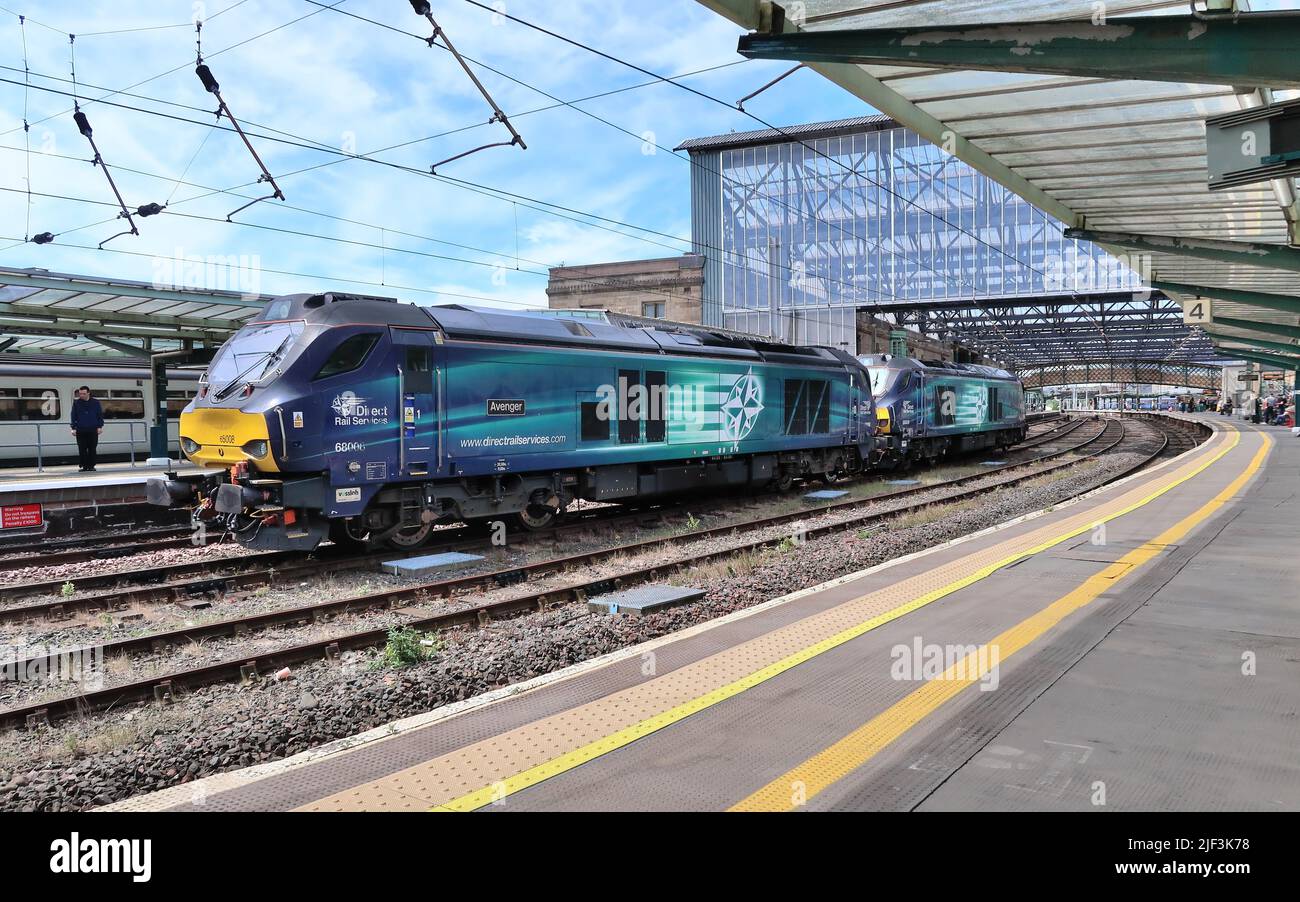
[0,461,204,510]
[110,416,1298,813]
[499,420,1298,812]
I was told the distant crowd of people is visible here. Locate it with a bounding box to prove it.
[1257,394,1295,427]
[1173,395,1295,426]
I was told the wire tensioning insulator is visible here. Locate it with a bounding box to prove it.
[409,0,433,15]
[137,203,164,217]
[196,64,220,94]
[73,110,93,138]
[32,232,54,244]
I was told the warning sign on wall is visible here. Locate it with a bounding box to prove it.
[0,504,43,530]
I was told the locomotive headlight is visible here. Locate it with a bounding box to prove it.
[241,439,269,459]
[180,437,201,456]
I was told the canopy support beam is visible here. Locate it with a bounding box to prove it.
[1151,281,1300,315]
[1064,229,1300,273]
[737,12,1300,90]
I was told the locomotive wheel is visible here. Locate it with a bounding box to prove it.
[514,503,559,531]
[328,519,370,552]
[774,470,795,492]
[384,522,434,550]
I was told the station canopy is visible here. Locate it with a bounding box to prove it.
[0,268,271,361]
[700,0,1300,376]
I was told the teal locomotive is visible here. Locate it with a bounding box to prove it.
[859,354,1027,468]
[152,294,875,551]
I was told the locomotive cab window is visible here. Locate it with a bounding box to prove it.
[314,333,380,380]
[403,346,433,394]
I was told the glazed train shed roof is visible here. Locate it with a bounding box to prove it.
[697,0,1300,369]
[0,268,271,360]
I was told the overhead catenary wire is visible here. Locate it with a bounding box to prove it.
[5,53,952,350]
[8,9,1004,355]
[3,59,836,319]
[0,88,931,346]
[16,13,30,241]
[0,77,692,254]
[192,19,285,220]
[66,33,138,248]
[302,0,1028,360]
[0,57,749,219]
[1,131,933,333]
[0,0,347,141]
[293,3,976,318]
[455,0,1099,360]
[0,77,824,304]
[0,184,836,321]
[403,0,525,172]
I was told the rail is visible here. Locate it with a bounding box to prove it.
[0,421,150,473]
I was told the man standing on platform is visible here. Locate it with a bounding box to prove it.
[70,385,104,472]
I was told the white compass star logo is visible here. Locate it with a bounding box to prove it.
[721,369,764,441]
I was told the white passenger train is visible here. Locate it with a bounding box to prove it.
[0,361,203,467]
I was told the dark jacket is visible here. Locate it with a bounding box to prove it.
[70,397,104,431]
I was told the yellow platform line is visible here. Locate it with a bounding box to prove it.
[427,425,1242,812]
[730,427,1272,812]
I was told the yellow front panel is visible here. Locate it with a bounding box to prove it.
[179,407,278,472]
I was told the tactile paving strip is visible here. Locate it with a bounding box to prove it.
[297,428,1237,812]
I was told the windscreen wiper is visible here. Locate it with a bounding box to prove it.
[213,335,291,401]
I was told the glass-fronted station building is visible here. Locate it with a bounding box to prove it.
[678,116,1142,353]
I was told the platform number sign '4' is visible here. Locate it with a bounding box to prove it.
[1182,298,1213,326]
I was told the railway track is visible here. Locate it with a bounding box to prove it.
[0,417,1088,601]
[0,416,1106,615]
[3,414,1201,729]
[0,527,195,572]
[0,500,700,613]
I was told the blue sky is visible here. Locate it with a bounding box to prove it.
[0,0,871,309]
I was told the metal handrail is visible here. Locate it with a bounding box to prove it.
[0,421,151,473]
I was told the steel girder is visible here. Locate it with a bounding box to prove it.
[1018,361,1222,391]
[889,291,1211,367]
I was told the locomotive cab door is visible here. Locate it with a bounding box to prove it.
[848,369,870,444]
[391,329,438,477]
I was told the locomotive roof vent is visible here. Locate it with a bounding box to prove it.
[304,292,399,308]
